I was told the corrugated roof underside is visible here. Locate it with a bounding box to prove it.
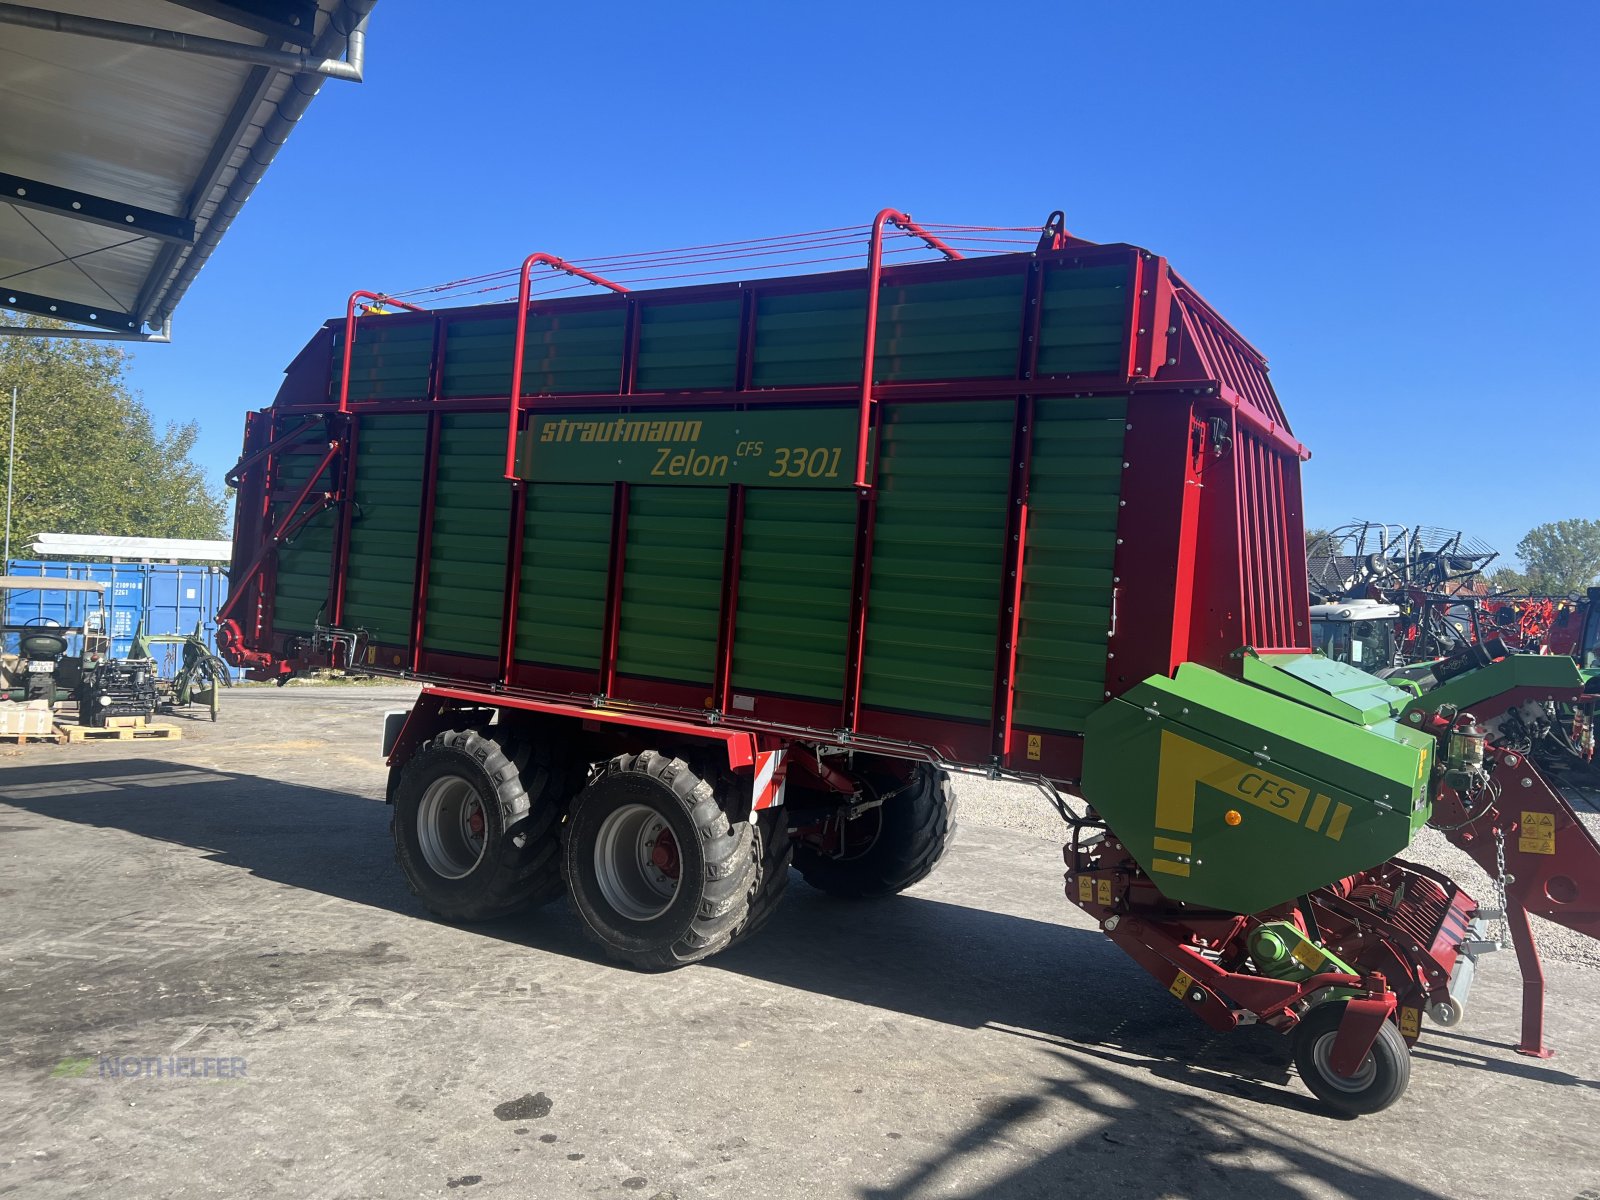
[0,1,338,330]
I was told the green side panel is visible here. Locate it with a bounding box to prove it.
[1035,264,1133,377]
[331,318,434,402]
[860,401,1014,721]
[751,288,866,388]
[514,483,613,670]
[732,489,857,702]
[342,413,428,646]
[421,412,512,658]
[635,300,741,392]
[616,487,726,686]
[1012,397,1128,733]
[1082,664,1434,915]
[270,421,336,633]
[873,274,1024,383]
[441,309,627,399]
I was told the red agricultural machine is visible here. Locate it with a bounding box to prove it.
[1307,525,1598,779]
[221,209,1600,1115]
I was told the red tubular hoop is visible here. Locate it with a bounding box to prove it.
[505,254,630,479]
[855,210,964,487]
[338,290,427,414]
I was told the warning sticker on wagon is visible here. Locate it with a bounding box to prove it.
[1519,810,1556,856]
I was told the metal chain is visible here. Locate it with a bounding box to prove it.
[1491,826,1510,948]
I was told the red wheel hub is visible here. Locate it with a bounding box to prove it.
[467,804,485,838]
[649,829,680,878]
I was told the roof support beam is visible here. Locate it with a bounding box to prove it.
[0,318,171,343]
[0,172,196,246]
[0,285,139,331]
[0,2,364,80]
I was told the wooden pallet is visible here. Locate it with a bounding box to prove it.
[55,721,181,743]
[0,729,63,745]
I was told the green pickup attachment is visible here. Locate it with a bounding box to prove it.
[1398,651,1586,720]
[1083,654,1433,915]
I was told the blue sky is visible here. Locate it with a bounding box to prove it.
[123,1,1596,564]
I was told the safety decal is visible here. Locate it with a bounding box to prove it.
[1290,941,1325,972]
[1519,810,1556,856]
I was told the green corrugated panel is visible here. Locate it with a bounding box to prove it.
[860,401,1013,721]
[441,309,626,399]
[440,319,514,398]
[514,483,613,670]
[874,274,1024,383]
[330,318,434,402]
[635,300,741,392]
[1035,264,1131,377]
[270,420,337,633]
[421,412,512,658]
[732,489,856,701]
[342,413,428,646]
[751,288,866,388]
[616,487,726,685]
[1012,397,1127,732]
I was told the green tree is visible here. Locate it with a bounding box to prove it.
[0,320,226,550]
[1514,519,1600,595]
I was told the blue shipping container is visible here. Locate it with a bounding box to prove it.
[1,560,229,669]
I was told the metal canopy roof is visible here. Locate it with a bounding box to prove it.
[0,0,376,341]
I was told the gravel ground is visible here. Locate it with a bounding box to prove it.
[951,771,1600,969]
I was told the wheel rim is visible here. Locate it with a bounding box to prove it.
[1309,1030,1378,1093]
[417,776,489,880]
[594,803,681,921]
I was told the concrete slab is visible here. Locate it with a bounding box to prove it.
[1,686,1597,1199]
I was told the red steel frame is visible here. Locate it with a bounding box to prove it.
[216,434,342,635]
[1406,688,1600,1057]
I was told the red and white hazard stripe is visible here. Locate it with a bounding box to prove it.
[751,749,787,811]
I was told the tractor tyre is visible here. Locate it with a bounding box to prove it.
[392,728,568,922]
[1293,1001,1411,1116]
[730,806,792,946]
[793,763,957,899]
[563,751,759,970]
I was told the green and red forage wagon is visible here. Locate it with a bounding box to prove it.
[220,209,1600,1115]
